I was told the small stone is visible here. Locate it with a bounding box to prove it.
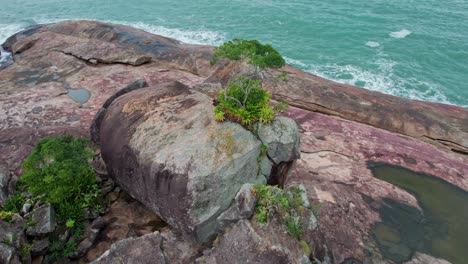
[21,192,32,199]
[260,157,273,177]
[89,59,98,65]
[11,214,23,223]
[217,184,257,230]
[59,230,70,242]
[256,116,301,164]
[21,203,32,215]
[72,217,107,258]
[31,238,49,256]
[26,204,56,236]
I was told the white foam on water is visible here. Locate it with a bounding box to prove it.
[0,23,26,66]
[33,18,226,46]
[389,29,412,39]
[366,41,380,48]
[110,21,226,46]
[0,23,26,44]
[285,56,459,106]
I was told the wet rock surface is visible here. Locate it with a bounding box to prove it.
[284,106,467,263]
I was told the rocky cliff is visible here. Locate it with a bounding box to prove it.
[0,20,467,264]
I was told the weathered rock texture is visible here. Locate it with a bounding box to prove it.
[91,232,166,264]
[1,20,467,263]
[0,20,213,202]
[197,219,311,264]
[207,61,468,153]
[98,81,265,243]
[284,106,467,263]
[26,203,56,236]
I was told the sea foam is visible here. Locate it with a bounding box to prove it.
[389,29,412,39]
[365,41,380,48]
[0,23,26,43]
[285,56,457,106]
[33,18,226,46]
[110,21,226,46]
[0,23,25,66]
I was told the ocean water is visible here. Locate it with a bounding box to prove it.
[1,0,467,107]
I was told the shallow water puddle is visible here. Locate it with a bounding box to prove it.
[368,162,468,264]
[67,88,91,103]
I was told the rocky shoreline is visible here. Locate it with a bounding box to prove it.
[0,20,467,264]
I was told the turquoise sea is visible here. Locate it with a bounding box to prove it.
[1,0,467,107]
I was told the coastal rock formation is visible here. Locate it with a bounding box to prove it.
[197,219,311,264]
[207,61,468,154]
[91,232,166,264]
[0,20,467,263]
[284,106,467,263]
[97,81,266,243]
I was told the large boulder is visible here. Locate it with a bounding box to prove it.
[98,81,265,243]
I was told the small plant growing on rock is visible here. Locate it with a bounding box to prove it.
[0,191,26,222]
[1,191,26,213]
[214,76,274,126]
[253,184,305,239]
[211,39,289,127]
[210,39,286,74]
[66,219,75,229]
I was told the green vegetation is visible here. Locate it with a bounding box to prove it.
[66,219,75,229]
[0,191,26,222]
[253,184,306,239]
[277,71,289,82]
[211,39,289,127]
[0,210,14,221]
[214,76,275,127]
[19,136,102,222]
[211,39,285,70]
[2,191,26,213]
[20,243,31,258]
[49,239,78,260]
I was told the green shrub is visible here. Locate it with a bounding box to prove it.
[2,191,26,213]
[19,136,102,222]
[0,211,14,221]
[253,184,305,239]
[211,39,285,70]
[214,76,274,127]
